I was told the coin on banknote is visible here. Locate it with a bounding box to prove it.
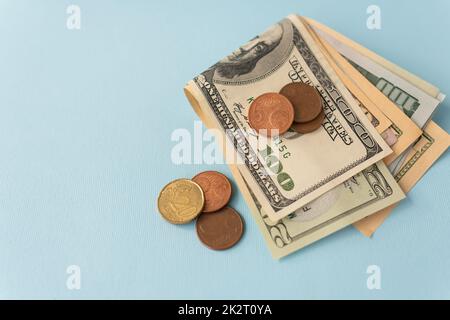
[196,207,244,250]
[291,109,325,134]
[157,179,204,224]
[192,171,232,213]
[248,92,294,137]
[280,83,322,123]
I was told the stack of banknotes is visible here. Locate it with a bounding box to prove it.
[184,15,450,259]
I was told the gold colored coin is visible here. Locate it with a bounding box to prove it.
[157,179,205,224]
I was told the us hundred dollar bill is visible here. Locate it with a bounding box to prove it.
[185,15,392,221]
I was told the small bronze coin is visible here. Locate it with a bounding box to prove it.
[291,109,325,134]
[192,171,232,213]
[196,207,244,250]
[248,92,294,137]
[280,83,322,123]
[157,179,204,224]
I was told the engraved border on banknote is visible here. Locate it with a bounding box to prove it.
[390,123,403,139]
[292,25,383,158]
[353,94,380,128]
[295,159,363,198]
[394,133,434,182]
[192,20,385,213]
[251,164,394,248]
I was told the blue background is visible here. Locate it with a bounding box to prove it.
[0,0,449,299]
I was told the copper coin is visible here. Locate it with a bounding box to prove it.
[192,171,232,213]
[248,92,294,137]
[280,83,322,123]
[291,109,325,134]
[196,207,244,250]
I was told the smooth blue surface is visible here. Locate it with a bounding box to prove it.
[0,0,449,299]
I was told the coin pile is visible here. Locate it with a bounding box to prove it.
[248,82,324,136]
[157,171,244,250]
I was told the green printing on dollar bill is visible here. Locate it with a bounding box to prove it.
[348,60,420,118]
